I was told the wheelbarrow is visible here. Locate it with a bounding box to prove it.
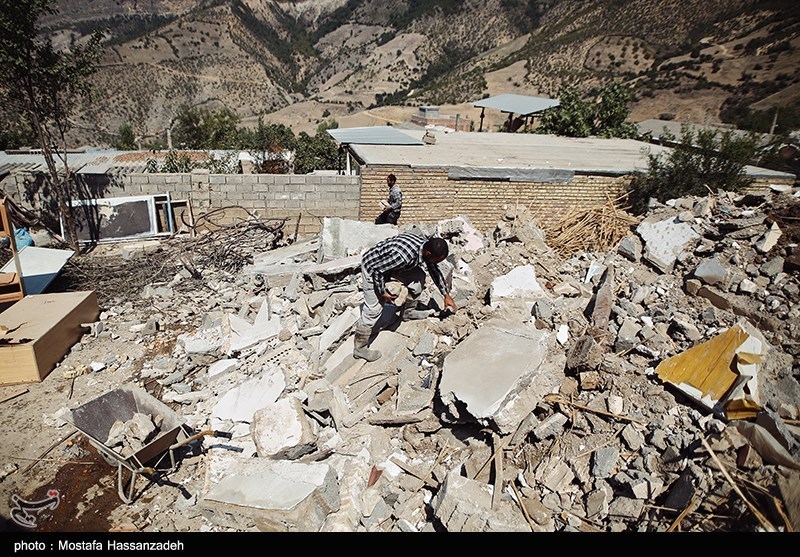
[66,385,231,504]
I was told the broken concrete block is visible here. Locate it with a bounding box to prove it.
[489,265,550,309]
[412,332,436,356]
[251,396,316,459]
[317,217,397,263]
[532,412,568,441]
[540,459,574,493]
[614,317,641,353]
[207,358,239,381]
[694,257,730,288]
[396,359,435,415]
[212,370,286,424]
[177,325,226,354]
[566,335,602,373]
[226,300,283,354]
[592,446,619,478]
[199,456,340,532]
[755,221,782,254]
[318,306,359,354]
[439,318,564,434]
[637,216,700,273]
[430,469,530,532]
[617,234,643,262]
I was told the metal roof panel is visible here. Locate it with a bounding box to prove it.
[327,126,424,145]
[473,94,560,115]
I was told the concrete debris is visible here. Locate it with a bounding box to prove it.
[105,412,162,457]
[13,188,800,533]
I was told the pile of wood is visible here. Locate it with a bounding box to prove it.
[540,193,641,256]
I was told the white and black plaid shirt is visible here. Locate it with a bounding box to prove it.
[361,232,448,297]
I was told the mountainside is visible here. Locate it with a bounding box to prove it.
[43,0,800,147]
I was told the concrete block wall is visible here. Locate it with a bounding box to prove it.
[360,166,634,234]
[1,171,362,237]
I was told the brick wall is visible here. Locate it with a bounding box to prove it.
[2,168,794,240]
[361,167,796,234]
[361,166,635,233]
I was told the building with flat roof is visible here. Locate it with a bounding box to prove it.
[409,106,472,132]
[331,127,795,230]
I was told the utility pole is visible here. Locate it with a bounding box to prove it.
[769,108,778,136]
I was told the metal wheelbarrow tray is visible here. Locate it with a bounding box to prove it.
[66,385,192,504]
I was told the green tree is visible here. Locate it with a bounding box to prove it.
[114,122,136,150]
[172,104,240,149]
[630,124,760,212]
[0,0,104,251]
[536,84,593,137]
[593,81,637,138]
[536,81,636,138]
[0,112,36,149]
[239,119,297,173]
[294,130,339,174]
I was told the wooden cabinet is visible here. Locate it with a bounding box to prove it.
[0,196,25,304]
[0,291,99,385]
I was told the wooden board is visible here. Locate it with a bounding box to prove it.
[0,291,99,386]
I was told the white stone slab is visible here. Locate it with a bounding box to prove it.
[637,217,700,273]
[319,306,360,353]
[490,265,549,308]
[317,217,397,263]
[212,371,285,423]
[439,318,555,424]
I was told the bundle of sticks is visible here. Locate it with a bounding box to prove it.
[539,192,641,256]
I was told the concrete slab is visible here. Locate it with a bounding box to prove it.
[637,216,700,273]
[212,370,285,423]
[439,318,563,433]
[227,300,282,353]
[431,469,530,532]
[246,238,319,273]
[490,265,549,309]
[319,306,359,353]
[303,255,361,276]
[199,456,340,532]
[251,396,316,459]
[317,217,397,263]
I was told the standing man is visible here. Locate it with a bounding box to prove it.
[375,173,402,225]
[353,232,458,361]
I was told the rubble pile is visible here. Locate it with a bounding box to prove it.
[106,413,163,458]
[28,187,800,532]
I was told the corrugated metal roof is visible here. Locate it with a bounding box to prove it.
[473,94,560,115]
[0,149,234,176]
[327,126,424,145]
[636,119,772,146]
[347,131,795,179]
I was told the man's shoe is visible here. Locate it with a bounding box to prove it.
[353,325,381,361]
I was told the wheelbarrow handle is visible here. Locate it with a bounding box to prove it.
[169,429,233,451]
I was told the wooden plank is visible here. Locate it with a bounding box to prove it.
[0,385,28,404]
[492,433,503,510]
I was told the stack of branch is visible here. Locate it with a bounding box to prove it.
[182,206,287,272]
[540,192,641,256]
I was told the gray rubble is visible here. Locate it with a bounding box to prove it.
[10,187,800,533]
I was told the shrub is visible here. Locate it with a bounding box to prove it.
[628,125,759,213]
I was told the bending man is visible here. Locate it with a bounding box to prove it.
[354,232,458,361]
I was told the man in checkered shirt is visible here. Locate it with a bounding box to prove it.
[375,174,402,225]
[353,231,458,361]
